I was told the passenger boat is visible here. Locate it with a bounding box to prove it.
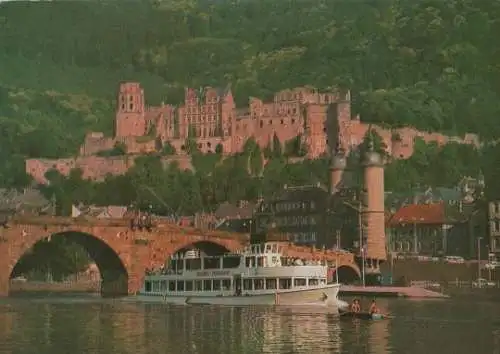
[132,242,341,306]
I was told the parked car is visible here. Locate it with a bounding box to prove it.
[485,261,500,269]
[472,278,496,288]
[444,256,465,264]
[11,276,27,282]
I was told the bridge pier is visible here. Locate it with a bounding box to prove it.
[0,274,9,297]
[100,272,129,297]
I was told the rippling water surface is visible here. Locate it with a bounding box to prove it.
[0,295,499,353]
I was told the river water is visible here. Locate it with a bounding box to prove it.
[0,294,498,354]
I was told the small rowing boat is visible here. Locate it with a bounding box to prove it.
[339,309,387,320]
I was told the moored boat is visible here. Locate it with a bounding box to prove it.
[129,242,341,306]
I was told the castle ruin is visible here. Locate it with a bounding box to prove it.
[26,82,480,184]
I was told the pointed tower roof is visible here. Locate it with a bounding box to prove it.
[362,126,383,167]
[330,142,347,171]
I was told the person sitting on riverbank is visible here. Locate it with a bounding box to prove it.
[369,300,379,315]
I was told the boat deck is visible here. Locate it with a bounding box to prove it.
[339,285,449,299]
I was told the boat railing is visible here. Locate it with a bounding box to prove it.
[146,268,183,276]
[280,257,325,267]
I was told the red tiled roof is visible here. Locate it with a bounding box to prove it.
[387,202,445,226]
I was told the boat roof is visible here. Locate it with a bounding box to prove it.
[172,242,284,260]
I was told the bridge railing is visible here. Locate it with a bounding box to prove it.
[11,215,130,227]
[9,215,250,241]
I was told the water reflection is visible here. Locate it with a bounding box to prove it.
[0,297,500,353]
[0,305,16,354]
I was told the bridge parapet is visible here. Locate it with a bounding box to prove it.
[11,215,130,227]
[8,216,250,242]
[278,243,356,264]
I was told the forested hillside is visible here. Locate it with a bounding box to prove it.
[1,0,500,196]
[4,0,500,277]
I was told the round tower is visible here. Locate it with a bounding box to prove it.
[329,144,346,194]
[362,138,387,269]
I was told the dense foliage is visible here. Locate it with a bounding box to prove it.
[2,0,500,275]
[12,235,91,281]
[36,134,483,217]
[1,0,499,186]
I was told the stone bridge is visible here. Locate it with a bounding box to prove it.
[0,216,360,296]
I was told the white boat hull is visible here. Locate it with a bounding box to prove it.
[126,283,340,307]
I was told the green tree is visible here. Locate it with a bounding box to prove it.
[161,140,176,155]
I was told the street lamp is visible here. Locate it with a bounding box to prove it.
[478,237,483,286]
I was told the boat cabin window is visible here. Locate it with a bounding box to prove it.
[222,279,231,290]
[186,258,202,271]
[257,257,264,267]
[171,259,184,272]
[294,278,306,287]
[245,256,256,267]
[309,278,319,286]
[195,280,203,291]
[254,279,264,290]
[279,278,292,289]
[203,280,212,291]
[185,281,193,291]
[145,280,152,292]
[213,279,221,291]
[168,281,175,291]
[203,257,220,269]
[266,278,277,290]
[152,281,160,292]
[177,281,184,291]
[243,279,252,290]
[222,256,240,268]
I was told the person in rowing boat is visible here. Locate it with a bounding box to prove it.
[369,300,379,315]
[350,299,361,313]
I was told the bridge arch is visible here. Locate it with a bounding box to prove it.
[7,231,129,296]
[172,240,233,257]
[335,264,361,284]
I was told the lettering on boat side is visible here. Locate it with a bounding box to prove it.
[196,270,231,277]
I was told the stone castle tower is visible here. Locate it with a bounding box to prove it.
[361,134,387,275]
[115,82,146,137]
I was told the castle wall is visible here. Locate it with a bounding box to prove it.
[25,82,481,184]
[80,133,115,156]
[26,156,133,184]
[115,136,156,155]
